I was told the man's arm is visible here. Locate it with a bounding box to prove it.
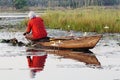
[23,21,32,36]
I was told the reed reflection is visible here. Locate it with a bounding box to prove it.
[26,49,47,78]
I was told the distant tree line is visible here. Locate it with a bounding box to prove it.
[0,0,120,9]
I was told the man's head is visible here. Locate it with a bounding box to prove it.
[28,11,36,19]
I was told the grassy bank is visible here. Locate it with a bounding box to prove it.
[41,9,120,33]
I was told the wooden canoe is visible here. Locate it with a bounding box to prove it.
[26,48,101,66]
[0,35,102,50]
[33,35,102,50]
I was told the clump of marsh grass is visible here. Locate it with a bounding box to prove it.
[17,18,28,31]
[42,9,120,33]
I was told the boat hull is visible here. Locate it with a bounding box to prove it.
[33,35,102,50]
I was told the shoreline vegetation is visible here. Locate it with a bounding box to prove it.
[42,8,120,33]
[1,8,120,33]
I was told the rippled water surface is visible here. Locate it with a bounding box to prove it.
[0,29,120,80]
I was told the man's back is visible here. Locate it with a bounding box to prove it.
[27,17,47,39]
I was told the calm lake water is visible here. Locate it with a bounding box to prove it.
[0,29,120,80]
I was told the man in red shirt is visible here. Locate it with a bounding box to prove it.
[23,11,47,41]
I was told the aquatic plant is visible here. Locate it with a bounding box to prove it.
[41,9,120,33]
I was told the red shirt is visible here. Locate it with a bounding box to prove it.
[26,17,47,39]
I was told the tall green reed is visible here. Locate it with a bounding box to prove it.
[42,9,120,33]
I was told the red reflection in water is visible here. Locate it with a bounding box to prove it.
[26,49,47,78]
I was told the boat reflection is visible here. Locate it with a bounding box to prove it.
[26,49,47,78]
[46,49,101,67]
[26,48,101,68]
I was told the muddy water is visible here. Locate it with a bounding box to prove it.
[0,29,120,80]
